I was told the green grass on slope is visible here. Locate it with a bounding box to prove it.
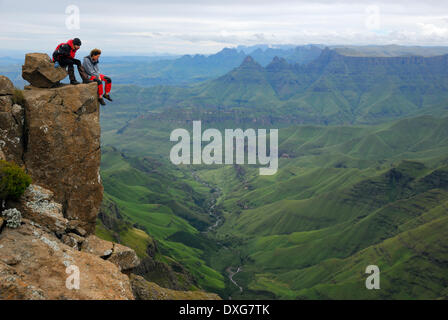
[197,117,448,299]
[211,160,448,299]
[291,215,448,299]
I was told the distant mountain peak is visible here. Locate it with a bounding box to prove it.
[272,56,288,64]
[216,47,239,56]
[240,55,262,68]
[266,56,291,71]
[243,55,255,63]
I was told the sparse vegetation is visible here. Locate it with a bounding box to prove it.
[12,88,25,105]
[0,160,32,200]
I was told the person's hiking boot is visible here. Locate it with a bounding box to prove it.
[68,67,79,85]
[98,97,106,106]
[82,78,94,84]
[103,94,113,102]
[52,81,62,88]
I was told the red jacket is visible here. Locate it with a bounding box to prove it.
[52,39,78,61]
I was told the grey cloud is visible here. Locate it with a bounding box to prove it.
[1,0,448,54]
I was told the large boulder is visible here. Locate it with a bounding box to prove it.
[81,235,140,271]
[81,234,114,257]
[0,75,14,95]
[22,53,67,88]
[109,243,141,271]
[22,83,102,234]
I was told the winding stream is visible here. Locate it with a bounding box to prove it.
[190,169,244,294]
[226,266,243,293]
[191,170,223,233]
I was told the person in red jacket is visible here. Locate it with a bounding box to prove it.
[52,38,90,85]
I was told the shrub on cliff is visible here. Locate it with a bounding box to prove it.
[12,88,25,105]
[0,160,32,200]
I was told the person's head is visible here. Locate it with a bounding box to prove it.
[90,48,102,61]
[73,38,82,50]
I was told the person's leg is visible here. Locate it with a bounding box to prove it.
[91,75,106,106]
[90,76,103,96]
[103,76,111,94]
[73,59,90,83]
[57,56,73,68]
[67,64,77,84]
[58,57,79,84]
[100,74,113,101]
[97,79,104,97]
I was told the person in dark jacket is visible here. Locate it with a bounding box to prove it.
[82,48,112,106]
[52,38,90,85]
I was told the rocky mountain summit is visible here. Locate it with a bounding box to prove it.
[0,54,220,300]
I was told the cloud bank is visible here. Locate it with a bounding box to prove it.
[1,0,448,55]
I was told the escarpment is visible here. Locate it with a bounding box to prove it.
[22,82,103,234]
[0,54,221,300]
[2,53,102,234]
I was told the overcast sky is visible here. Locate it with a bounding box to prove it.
[1,0,448,55]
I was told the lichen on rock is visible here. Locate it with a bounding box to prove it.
[0,76,25,165]
[10,184,68,234]
[1,208,22,229]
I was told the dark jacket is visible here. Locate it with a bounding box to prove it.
[52,39,78,61]
[82,55,100,78]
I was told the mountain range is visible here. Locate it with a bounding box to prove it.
[108,48,448,129]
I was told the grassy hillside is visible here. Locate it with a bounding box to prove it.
[197,117,448,299]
